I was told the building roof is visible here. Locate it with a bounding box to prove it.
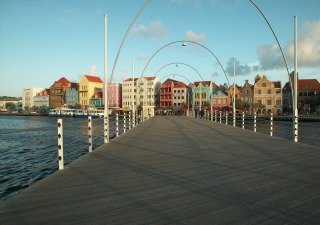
[56,77,71,87]
[174,82,188,89]
[283,79,320,91]
[194,81,212,87]
[85,75,103,83]
[162,78,179,85]
[273,81,282,89]
[123,78,139,82]
[145,76,157,80]
[298,79,320,90]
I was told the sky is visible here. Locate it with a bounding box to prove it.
[0,0,319,97]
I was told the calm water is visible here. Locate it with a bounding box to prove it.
[0,115,319,201]
[0,115,108,201]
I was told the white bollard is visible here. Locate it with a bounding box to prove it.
[104,115,109,143]
[128,112,131,129]
[116,113,119,137]
[225,112,228,125]
[294,110,298,142]
[254,112,257,132]
[211,110,213,122]
[215,110,217,122]
[242,112,245,129]
[270,113,273,136]
[88,116,92,153]
[219,111,222,123]
[57,118,64,170]
[233,112,236,127]
[132,111,135,127]
[124,113,126,133]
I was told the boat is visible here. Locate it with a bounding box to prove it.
[49,108,75,117]
[74,109,104,118]
[49,107,105,118]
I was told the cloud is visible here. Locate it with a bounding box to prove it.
[131,20,168,39]
[287,20,320,67]
[89,65,97,75]
[225,58,251,76]
[257,20,320,70]
[185,30,206,44]
[137,52,149,62]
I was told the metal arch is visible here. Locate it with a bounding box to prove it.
[140,40,230,87]
[154,62,205,82]
[154,73,194,94]
[109,0,152,83]
[110,0,291,85]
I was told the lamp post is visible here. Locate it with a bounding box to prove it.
[233,58,236,127]
[132,59,135,127]
[103,15,109,143]
[293,16,298,142]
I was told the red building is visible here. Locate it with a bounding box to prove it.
[159,79,179,108]
[49,77,73,108]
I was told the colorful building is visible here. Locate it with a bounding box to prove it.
[253,75,282,115]
[159,78,178,109]
[65,83,79,107]
[49,77,75,109]
[90,88,103,107]
[227,84,242,106]
[192,81,215,110]
[211,90,228,110]
[79,75,103,108]
[172,81,189,110]
[107,83,122,109]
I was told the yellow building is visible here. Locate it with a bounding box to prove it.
[253,75,282,115]
[227,84,242,106]
[79,75,103,108]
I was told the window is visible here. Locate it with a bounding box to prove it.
[267,100,272,105]
[267,89,271,94]
[262,83,266,87]
[258,100,262,104]
[257,89,261,94]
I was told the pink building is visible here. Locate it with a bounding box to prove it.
[107,83,122,108]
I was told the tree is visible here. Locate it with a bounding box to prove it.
[5,102,16,111]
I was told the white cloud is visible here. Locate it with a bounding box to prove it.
[131,20,168,39]
[287,20,320,67]
[89,65,97,75]
[257,20,320,70]
[137,52,149,62]
[185,30,206,44]
[225,58,251,76]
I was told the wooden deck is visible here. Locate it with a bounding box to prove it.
[1,116,320,224]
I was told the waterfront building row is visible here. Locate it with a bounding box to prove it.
[18,73,320,115]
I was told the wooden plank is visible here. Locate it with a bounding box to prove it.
[1,116,320,224]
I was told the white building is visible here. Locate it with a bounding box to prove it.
[122,76,160,117]
[22,87,44,110]
[33,89,50,107]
